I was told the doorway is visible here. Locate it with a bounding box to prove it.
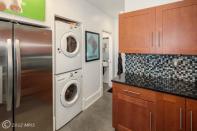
[102,31,113,90]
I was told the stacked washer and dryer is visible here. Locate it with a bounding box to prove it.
[55,19,83,130]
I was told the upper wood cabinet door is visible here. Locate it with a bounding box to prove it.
[116,93,156,131]
[119,8,156,54]
[159,94,186,131]
[156,0,197,55]
[186,99,197,131]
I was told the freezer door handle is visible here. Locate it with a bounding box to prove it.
[15,39,21,108]
[7,39,13,111]
[0,66,2,104]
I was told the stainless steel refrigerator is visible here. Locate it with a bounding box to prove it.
[0,20,53,131]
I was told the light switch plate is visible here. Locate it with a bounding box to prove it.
[0,66,2,104]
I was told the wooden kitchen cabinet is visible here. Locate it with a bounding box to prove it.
[156,0,197,55]
[113,83,157,131]
[119,0,197,55]
[116,93,156,131]
[112,83,196,131]
[158,94,186,131]
[186,99,197,131]
[119,8,156,54]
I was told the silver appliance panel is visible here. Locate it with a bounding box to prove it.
[14,24,53,131]
[0,21,13,131]
[0,66,2,104]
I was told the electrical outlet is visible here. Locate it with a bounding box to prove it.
[173,58,182,67]
[173,59,178,67]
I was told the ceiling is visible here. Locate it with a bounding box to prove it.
[85,0,125,18]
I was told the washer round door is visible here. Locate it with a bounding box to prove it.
[60,80,80,107]
[60,32,80,57]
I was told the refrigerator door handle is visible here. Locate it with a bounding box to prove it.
[15,39,21,108]
[7,39,13,111]
[0,66,2,104]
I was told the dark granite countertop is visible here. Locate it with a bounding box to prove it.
[112,73,197,100]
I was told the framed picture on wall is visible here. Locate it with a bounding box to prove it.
[85,31,100,62]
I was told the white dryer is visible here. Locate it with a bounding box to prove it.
[55,20,82,74]
[55,69,82,130]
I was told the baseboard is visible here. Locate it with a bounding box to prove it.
[82,87,102,110]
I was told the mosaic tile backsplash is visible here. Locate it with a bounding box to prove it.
[125,54,197,83]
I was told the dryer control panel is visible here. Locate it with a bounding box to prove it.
[69,70,82,79]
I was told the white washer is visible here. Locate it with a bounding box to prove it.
[55,20,82,74]
[55,70,82,130]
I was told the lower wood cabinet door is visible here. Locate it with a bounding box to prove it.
[159,94,186,131]
[186,99,197,131]
[116,93,156,131]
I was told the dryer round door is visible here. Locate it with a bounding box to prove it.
[60,32,80,57]
[60,80,80,107]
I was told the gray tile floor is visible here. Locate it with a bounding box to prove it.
[59,84,114,131]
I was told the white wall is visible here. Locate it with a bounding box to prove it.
[125,0,182,12]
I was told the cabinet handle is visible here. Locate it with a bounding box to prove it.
[150,112,152,131]
[151,32,154,47]
[123,90,140,95]
[180,108,183,130]
[158,31,160,47]
[190,111,193,131]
